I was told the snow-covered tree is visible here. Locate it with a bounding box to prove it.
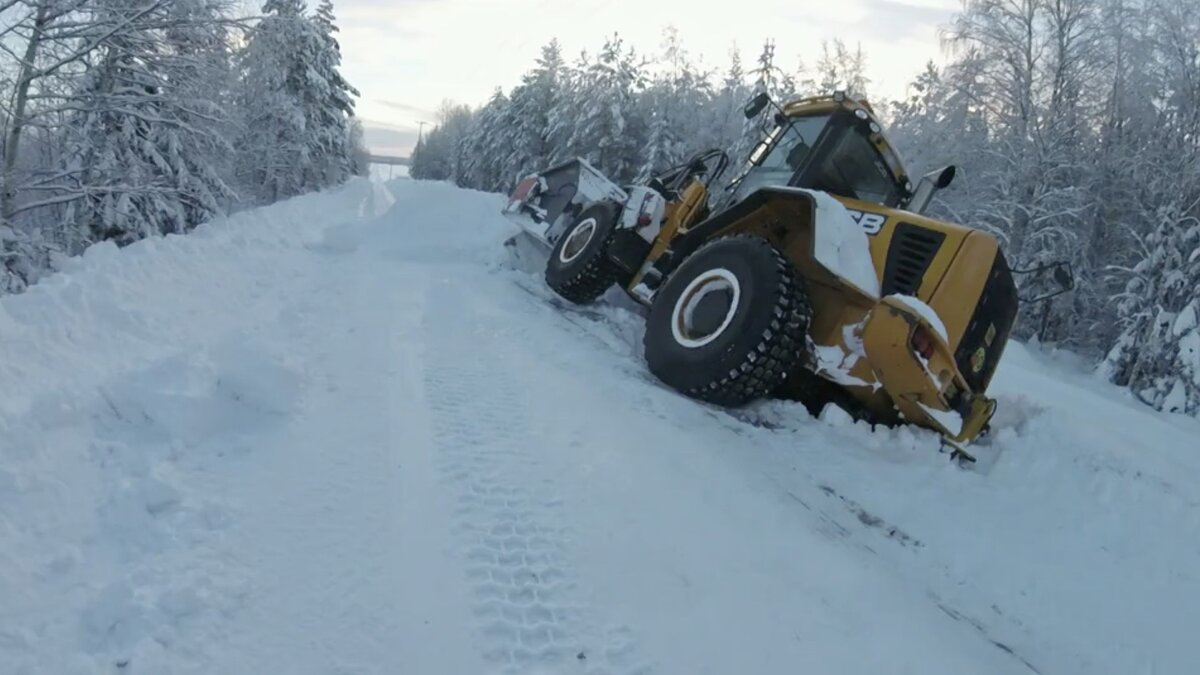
[348,119,371,177]
[0,224,55,294]
[748,40,789,101]
[815,39,869,97]
[637,28,713,179]
[1104,202,1200,413]
[935,0,1101,346]
[0,0,363,294]
[234,0,359,204]
[0,0,136,285]
[506,40,566,183]
[711,48,751,156]
[164,0,240,191]
[544,51,587,166]
[305,0,361,183]
[51,0,237,246]
[2,0,102,226]
[561,34,646,182]
[233,0,309,202]
[456,90,515,192]
[409,101,473,181]
[726,40,787,176]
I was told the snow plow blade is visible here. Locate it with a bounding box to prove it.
[502,230,552,274]
[501,158,627,250]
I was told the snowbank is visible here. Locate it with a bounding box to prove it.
[0,179,392,417]
[0,179,401,674]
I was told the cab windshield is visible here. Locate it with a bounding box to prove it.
[807,128,900,206]
[731,115,827,201]
[731,112,903,207]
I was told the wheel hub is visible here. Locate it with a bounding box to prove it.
[671,268,741,349]
[558,218,597,264]
[690,290,733,336]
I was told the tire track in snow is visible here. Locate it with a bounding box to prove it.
[420,276,648,675]
[497,276,1053,674]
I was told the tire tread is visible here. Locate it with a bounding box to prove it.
[546,233,624,304]
[545,203,623,305]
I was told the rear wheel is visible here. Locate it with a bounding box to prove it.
[644,235,812,406]
[545,202,623,304]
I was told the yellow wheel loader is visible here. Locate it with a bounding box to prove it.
[501,91,1071,458]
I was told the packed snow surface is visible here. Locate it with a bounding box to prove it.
[2,178,1198,675]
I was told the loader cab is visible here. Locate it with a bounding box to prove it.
[725,95,913,212]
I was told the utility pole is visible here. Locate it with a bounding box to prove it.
[417,120,429,144]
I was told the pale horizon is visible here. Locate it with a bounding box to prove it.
[338,0,962,156]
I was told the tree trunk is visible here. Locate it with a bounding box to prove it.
[2,3,51,224]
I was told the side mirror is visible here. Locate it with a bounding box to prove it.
[744,93,770,119]
[1013,260,1075,303]
[1053,263,1072,289]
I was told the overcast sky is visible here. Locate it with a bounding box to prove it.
[336,0,962,155]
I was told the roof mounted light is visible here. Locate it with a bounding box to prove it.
[854,108,869,120]
[833,90,846,102]
[870,122,881,133]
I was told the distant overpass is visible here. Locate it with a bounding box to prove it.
[368,153,411,180]
[368,154,411,167]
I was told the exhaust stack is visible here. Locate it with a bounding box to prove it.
[908,165,957,215]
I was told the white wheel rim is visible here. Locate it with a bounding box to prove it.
[558,217,597,264]
[670,268,742,349]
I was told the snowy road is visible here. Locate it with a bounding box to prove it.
[2,179,1198,674]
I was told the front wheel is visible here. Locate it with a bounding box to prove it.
[644,235,812,407]
[545,202,623,305]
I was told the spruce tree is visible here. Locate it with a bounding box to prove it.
[564,35,645,182]
[307,0,360,183]
[234,0,359,204]
[1105,202,1200,413]
[457,90,514,192]
[507,41,565,182]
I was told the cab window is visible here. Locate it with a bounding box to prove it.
[805,131,900,206]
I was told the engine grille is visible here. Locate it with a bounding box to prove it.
[882,223,946,296]
[954,251,1018,393]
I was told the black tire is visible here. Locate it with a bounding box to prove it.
[644,234,812,407]
[545,202,623,305]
